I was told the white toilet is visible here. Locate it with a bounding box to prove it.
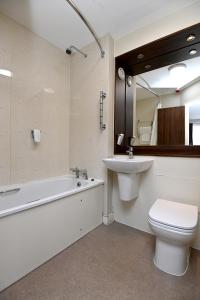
[149,199,198,276]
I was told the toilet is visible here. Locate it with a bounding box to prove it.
[149,199,198,276]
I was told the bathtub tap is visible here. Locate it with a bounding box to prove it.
[70,167,80,178]
[80,169,88,180]
[70,168,88,180]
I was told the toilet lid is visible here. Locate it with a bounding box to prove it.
[149,199,198,230]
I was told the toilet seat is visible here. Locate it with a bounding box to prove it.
[148,217,196,234]
[149,199,198,231]
[148,199,198,276]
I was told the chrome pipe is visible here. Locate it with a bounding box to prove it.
[66,45,87,58]
[136,82,160,99]
[138,75,151,89]
[65,0,105,58]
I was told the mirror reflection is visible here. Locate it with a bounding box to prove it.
[135,56,200,146]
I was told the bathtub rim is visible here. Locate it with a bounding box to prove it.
[0,175,104,219]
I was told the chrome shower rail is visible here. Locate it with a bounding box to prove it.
[136,82,160,99]
[66,45,87,58]
[65,0,105,58]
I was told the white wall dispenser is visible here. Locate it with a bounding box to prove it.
[31,129,41,143]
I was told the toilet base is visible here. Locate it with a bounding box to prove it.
[154,238,190,276]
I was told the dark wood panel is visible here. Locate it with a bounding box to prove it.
[132,42,200,75]
[117,23,200,71]
[114,64,126,153]
[114,22,200,157]
[133,146,200,157]
[125,75,133,146]
[157,106,185,145]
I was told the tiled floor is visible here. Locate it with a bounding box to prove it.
[1,222,200,300]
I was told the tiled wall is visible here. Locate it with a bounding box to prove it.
[113,156,200,250]
[0,13,70,185]
[70,35,114,220]
[113,3,200,250]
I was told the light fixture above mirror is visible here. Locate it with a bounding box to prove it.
[189,49,197,56]
[186,34,196,42]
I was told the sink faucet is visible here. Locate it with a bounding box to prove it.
[126,146,134,159]
[126,136,136,159]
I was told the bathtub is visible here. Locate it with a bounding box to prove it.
[0,175,104,291]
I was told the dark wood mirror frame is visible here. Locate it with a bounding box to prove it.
[114,23,200,157]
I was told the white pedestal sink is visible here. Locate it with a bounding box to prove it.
[103,157,153,201]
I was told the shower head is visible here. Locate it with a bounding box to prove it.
[66,48,72,55]
[65,45,87,58]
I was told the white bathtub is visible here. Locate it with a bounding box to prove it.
[0,175,104,291]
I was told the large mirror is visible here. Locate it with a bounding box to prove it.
[135,56,200,146]
[114,23,200,156]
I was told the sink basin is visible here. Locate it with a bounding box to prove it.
[103,156,153,201]
[103,157,153,174]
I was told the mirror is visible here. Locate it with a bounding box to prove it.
[114,23,200,156]
[135,56,200,146]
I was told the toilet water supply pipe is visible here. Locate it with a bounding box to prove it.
[65,0,105,58]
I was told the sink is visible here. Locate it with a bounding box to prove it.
[103,157,153,174]
[103,157,153,201]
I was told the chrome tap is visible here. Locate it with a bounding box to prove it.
[126,146,134,159]
[70,167,88,179]
[80,169,88,180]
[70,167,80,178]
[126,136,136,159]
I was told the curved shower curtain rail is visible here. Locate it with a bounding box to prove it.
[65,0,105,58]
[136,82,160,99]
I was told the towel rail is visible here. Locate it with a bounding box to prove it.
[100,91,106,130]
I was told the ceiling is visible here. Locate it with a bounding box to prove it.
[0,0,199,52]
[136,56,200,100]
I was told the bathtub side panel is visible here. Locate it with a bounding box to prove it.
[0,185,103,291]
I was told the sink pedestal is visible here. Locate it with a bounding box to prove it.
[103,157,153,202]
[117,173,139,201]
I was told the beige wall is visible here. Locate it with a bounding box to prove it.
[113,156,200,250]
[69,35,114,221]
[113,5,200,249]
[115,2,200,56]
[0,13,70,185]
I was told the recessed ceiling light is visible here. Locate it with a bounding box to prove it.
[186,34,196,42]
[168,63,187,76]
[137,53,144,59]
[145,65,151,70]
[189,49,197,56]
[0,69,13,77]
[168,63,187,88]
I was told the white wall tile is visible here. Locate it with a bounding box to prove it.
[0,12,70,184]
[113,156,200,249]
